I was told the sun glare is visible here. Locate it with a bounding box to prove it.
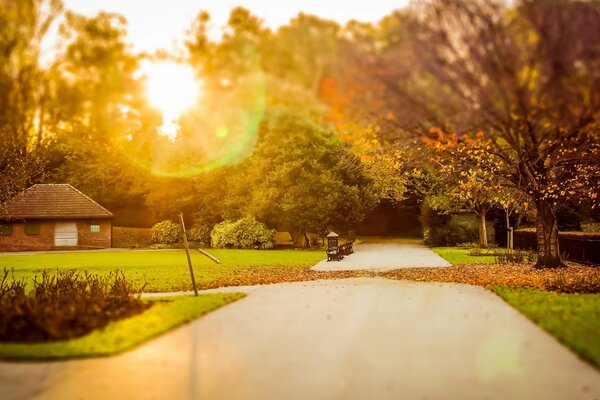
[143,61,200,140]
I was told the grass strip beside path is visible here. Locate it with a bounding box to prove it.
[431,247,496,265]
[491,286,600,369]
[0,293,245,360]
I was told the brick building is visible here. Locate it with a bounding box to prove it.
[0,184,113,252]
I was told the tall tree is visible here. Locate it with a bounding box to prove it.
[382,0,600,267]
[47,11,151,208]
[0,0,63,204]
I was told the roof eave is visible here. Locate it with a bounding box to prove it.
[0,215,114,220]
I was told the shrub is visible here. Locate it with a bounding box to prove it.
[496,249,536,264]
[0,269,149,342]
[151,220,182,244]
[211,217,276,249]
[457,242,479,249]
[424,222,478,246]
[582,222,600,233]
[544,271,600,294]
[468,247,498,257]
[187,223,212,246]
[420,205,479,246]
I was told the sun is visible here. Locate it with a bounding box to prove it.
[143,61,201,140]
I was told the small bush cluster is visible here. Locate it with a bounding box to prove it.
[211,217,276,249]
[151,220,182,244]
[544,271,600,294]
[496,249,537,264]
[0,269,149,342]
[187,223,212,246]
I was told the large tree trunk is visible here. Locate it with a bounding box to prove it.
[291,229,307,248]
[535,200,565,268]
[475,207,488,248]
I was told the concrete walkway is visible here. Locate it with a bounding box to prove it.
[1,278,598,400]
[312,243,451,271]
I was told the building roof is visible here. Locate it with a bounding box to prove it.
[0,184,113,220]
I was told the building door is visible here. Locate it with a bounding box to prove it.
[54,222,78,246]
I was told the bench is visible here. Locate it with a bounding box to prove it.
[339,241,354,256]
[327,246,343,262]
[326,237,354,262]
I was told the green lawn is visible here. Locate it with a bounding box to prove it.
[491,286,600,369]
[0,293,245,360]
[0,249,324,292]
[432,247,497,265]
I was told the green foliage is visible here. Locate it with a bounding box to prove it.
[246,110,379,236]
[211,217,276,249]
[187,223,212,245]
[0,293,244,360]
[491,286,600,368]
[151,220,182,244]
[188,109,382,247]
[0,269,148,342]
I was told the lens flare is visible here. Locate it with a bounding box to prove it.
[143,61,201,140]
[120,53,265,178]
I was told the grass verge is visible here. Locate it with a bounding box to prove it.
[491,285,600,369]
[0,293,245,360]
[432,247,497,265]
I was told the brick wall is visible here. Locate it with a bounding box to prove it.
[0,219,112,252]
[77,219,112,249]
[0,221,54,252]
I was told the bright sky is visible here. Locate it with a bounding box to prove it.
[44,0,408,56]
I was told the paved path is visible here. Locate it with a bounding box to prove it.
[1,278,598,400]
[312,243,451,271]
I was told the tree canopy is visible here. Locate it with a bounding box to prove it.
[1,0,598,259]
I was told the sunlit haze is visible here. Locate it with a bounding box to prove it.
[143,61,201,140]
[38,1,408,142]
[45,0,408,56]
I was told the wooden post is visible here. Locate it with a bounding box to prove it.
[197,248,221,264]
[179,212,198,296]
